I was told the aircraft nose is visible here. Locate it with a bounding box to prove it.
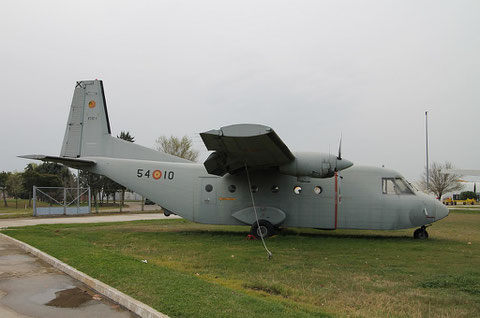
[336,158,353,171]
[435,200,449,220]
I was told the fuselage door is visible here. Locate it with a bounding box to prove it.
[200,177,218,205]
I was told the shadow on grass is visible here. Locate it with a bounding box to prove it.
[277,228,415,241]
[172,227,417,241]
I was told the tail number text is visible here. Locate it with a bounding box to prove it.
[137,169,174,180]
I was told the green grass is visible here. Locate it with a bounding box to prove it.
[3,211,480,317]
[449,208,480,215]
[0,199,36,218]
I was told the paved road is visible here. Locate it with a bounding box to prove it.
[0,213,180,229]
[447,206,480,211]
[95,202,162,213]
[0,235,137,318]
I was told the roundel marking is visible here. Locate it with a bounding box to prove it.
[88,100,96,108]
[152,170,162,180]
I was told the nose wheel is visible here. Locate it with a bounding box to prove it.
[413,226,429,239]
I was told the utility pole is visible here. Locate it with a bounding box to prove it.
[425,111,429,192]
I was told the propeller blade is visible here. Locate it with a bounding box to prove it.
[337,135,342,160]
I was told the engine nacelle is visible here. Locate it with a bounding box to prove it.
[279,152,353,178]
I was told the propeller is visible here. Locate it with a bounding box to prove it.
[337,135,342,160]
[334,134,352,172]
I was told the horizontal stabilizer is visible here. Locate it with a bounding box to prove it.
[18,155,96,169]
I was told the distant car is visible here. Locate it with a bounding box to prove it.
[144,198,156,205]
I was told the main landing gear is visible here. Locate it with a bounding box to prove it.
[413,225,429,239]
[250,220,275,239]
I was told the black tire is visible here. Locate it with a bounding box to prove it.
[250,220,275,239]
[413,228,429,239]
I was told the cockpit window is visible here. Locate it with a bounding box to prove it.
[382,178,414,195]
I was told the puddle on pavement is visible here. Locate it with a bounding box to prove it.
[45,287,93,308]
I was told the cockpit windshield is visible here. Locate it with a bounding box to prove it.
[382,177,415,195]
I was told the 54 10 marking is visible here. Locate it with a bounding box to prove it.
[136,169,174,180]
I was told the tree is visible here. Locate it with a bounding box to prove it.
[117,131,135,142]
[6,173,23,209]
[35,162,75,187]
[419,162,463,199]
[460,191,476,200]
[21,166,63,207]
[155,135,199,162]
[79,170,104,211]
[116,131,136,209]
[0,171,9,207]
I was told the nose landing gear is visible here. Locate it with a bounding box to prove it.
[413,225,429,239]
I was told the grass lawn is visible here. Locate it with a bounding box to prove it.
[2,210,480,317]
[0,199,37,218]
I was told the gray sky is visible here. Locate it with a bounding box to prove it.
[1,0,479,184]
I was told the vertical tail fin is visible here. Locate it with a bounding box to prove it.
[61,80,111,158]
[60,80,190,163]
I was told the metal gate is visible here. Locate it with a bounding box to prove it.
[33,186,91,216]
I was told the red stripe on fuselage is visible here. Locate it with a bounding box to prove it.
[334,171,338,229]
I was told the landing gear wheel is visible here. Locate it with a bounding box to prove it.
[250,220,275,239]
[413,227,429,239]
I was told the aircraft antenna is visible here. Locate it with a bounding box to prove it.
[244,163,273,260]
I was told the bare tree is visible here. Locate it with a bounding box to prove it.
[155,135,199,162]
[419,162,463,199]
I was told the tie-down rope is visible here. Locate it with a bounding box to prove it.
[244,163,272,260]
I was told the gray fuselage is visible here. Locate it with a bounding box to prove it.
[87,158,448,231]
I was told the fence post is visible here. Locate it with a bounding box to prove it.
[120,190,123,213]
[63,187,67,215]
[88,187,91,213]
[32,186,37,216]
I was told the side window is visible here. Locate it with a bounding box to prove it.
[382,178,414,195]
[382,178,396,194]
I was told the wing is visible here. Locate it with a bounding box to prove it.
[200,124,294,176]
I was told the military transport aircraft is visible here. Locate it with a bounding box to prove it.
[21,80,448,239]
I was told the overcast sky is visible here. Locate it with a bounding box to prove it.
[1,0,479,184]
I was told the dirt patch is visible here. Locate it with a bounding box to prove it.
[244,283,289,298]
[46,287,92,308]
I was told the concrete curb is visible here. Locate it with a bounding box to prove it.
[0,233,169,318]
